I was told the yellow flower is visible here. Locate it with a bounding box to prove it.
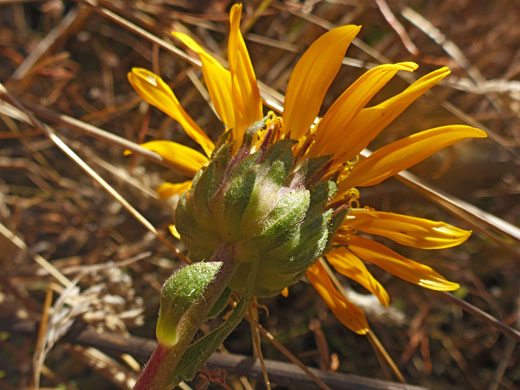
[127,4,486,335]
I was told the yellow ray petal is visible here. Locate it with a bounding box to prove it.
[312,62,418,157]
[338,125,487,191]
[168,224,181,240]
[158,180,192,199]
[136,140,208,177]
[228,4,263,144]
[340,67,452,163]
[128,68,215,157]
[283,25,361,140]
[306,261,369,335]
[346,235,459,291]
[345,208,471,249]
[172,32,235,129]
[326,247,390,306]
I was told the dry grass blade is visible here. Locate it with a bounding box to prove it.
[488,296,520,390]
[435,292,520,343]
[0,83,189,265]
[443,77,520,94]
[254,323,333,390]
[9,5,91,83]
[78,0,201,68]
[248,303,272,390]
[241,0,275,34]
[67,345,138,389]
[439,100,518,156]
[1,317,430,390]
[400,6,516,155]
[393,169,520,256]
[12,100,180,171]
[375,0,418,56]
[0,222,70,287]
[401,7,485,86]
[32,286,54,389]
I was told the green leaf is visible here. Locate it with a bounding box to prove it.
[156,262,222,346]
[207,287,231,318]
[169,263,256,384]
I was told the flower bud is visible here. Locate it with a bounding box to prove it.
[175,116,345,297]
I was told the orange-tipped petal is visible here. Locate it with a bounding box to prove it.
[306,261,369,335]
[326,247,390,306]
[341,67,452,162]
[346,235,460,291]
[228,4,263,143]
[172,32,235,129]
[338,125,487,191]
[158,180,192,199]
[128,68,215,157]
[312,62,418,157]
[137,140,208,177]
[283,25,361,140]
[345,209,472,249]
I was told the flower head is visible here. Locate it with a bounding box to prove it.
[128,4,486,335]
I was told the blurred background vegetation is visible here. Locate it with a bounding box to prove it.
[0,0,519,389]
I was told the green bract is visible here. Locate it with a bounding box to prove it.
[175,117,346,297]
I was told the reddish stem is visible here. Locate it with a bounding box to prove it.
[133,343,173,390]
